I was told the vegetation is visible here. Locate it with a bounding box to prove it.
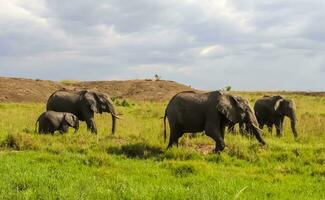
[0,93,324,199]
[60,80,80,84]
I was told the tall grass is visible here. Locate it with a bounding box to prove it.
[0,93,324,199]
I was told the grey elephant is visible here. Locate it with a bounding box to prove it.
[47,89,118,134]
[254,95,298,138]
[227,97,252,135]
[36,111,79,134]
[227,122,249,135]
[163,91,266,152]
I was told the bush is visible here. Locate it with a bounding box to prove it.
[225,86,232,91]
[114,99,134,107]
[2,133,19,150]
[1,133,38,150]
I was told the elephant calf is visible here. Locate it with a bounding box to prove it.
[35,111,79,134]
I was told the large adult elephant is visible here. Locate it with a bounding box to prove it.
[47,89,118,134]
[254,95,298,138]
[163,91,266,152]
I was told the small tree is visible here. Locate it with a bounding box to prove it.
[225,86,232,91]
[154,74,161,81]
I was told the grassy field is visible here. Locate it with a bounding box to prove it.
[0,93,324,199]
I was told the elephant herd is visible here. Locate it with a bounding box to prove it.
[35,89,298,152]
[36,89,118,134]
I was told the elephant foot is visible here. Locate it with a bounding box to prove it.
[214,144,225,153]
[213,149,221,154]
[167,143,174,149]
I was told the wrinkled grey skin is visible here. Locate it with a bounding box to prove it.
[47,89,118,134]
[36,111,79,134]
[163,91,266,152]
[254,95,298,138]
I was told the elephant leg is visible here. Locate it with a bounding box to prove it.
[239,122,245,135]
[220,123,226,139]
[244,124,252,136]
[227,123,235,133]
[275,121,282,137]
[167,124,182,148]
[205,122,225,152]
[86,118,97,134]
[59,123,69,134]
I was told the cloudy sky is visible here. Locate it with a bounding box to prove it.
[1,0,325,90]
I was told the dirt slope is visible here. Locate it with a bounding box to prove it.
[0,77,64,103]
[0,77,195,103]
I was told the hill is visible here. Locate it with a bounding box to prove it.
[1,77,324,103]
[0,77,195,103]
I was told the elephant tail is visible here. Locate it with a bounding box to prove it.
[35,116,41,133]
[163,111,167,143]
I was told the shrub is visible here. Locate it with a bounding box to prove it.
[121,99,130,107]
[154,74,161,81]
[2,133,19,150]
[1,133,39,150]
[225,86,232,91]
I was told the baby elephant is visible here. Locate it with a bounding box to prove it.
[35,111,79,134]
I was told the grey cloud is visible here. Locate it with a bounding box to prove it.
[0,0,325,90]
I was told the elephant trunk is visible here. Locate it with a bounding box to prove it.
[109,105,118,135]
[290,121,298,138]
[104,98,118,135]
[248,113,266,145]
[112,114,116,135]
[290,114,298,138]
[251,124,266,145]
[288,110,298,138]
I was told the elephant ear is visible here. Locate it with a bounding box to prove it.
[288,99,295,108]
[81,91,99,113]
[94,92,108,113]
[64,114,77,127]
[216,95,245,123]
[274,99,284,112]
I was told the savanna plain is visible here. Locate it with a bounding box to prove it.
[0,92,324,199]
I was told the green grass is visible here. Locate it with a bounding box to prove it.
[0,93,324,199]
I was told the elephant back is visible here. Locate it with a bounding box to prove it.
[46,90,80,116]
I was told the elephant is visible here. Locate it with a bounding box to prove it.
[46,89,118,134]
[35,111,79,134]
[227,97,252,135]
[163,91,266,152]
[254,95,298,138]
[227,122,249,135]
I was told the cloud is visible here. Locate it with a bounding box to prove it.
[0,0,324,90]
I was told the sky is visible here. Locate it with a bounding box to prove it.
[0,0,325,91]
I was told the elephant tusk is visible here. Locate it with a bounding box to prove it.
[113,115,123,120]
